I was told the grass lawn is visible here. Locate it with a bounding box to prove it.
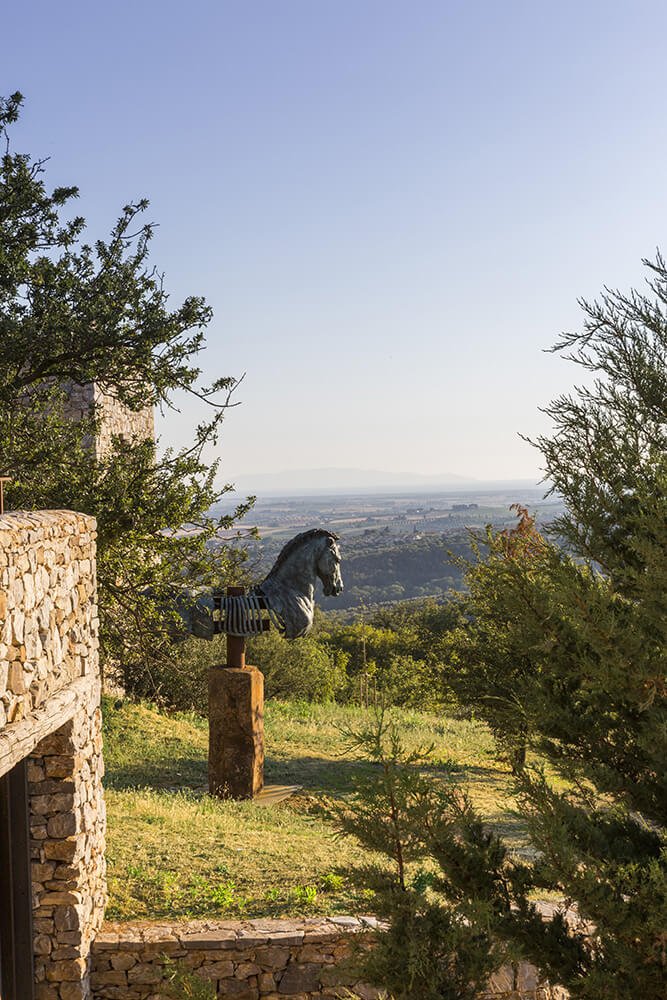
[102,697,526,922]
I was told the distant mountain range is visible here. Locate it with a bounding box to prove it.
[230,467,538,495]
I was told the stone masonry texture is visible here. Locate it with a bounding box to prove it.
[91,918,568,1000]
[0,510,98,728]
[60,381,154,460]
[0,509,107,1000]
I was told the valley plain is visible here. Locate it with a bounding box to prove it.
[215,486,564,611]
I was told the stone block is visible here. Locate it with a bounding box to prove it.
[32,791,76,814]
[54,863,80,880]
[45,957,86,981]
[34,933,53,955]
[110,953,138,971]
[259,971,277,991]
[236,929,272,947]
[209,665,264,799]
[128,961,167,984]
[35,728,73,756]
[299,944,335,963]
[259,930,304,947]
[34,917,55,934]
[47,811,79,838]
[35,985,60,1000]
[51,945,81,961]
[217,980,259,999]
[141,939,182,958]
[60,983,89,1000]
[198,959,234,979]
[32,861,57,881]
[30,777,76,796]
[92,931,119,948]
[44,754,80,778]
[278,962,321,994]
[44,837,80,862]
[54,904,83,932]
[58,931,84,945]
[236,961,261,978]
[91,970,130,987]
[255,946,290,968]
[182,930,238,949]
[39,890,83,907]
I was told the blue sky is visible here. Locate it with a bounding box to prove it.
[4,1,667,486]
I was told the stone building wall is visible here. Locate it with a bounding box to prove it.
[92,386,154,460]
[0,510,98,727]
[0,509,106,1000]
[60,383,97,427]
[91,918,567,1000]
[29,695,107,1000]
[60,381,154,460]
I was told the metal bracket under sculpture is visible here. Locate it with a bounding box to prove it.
[188,529,343,801]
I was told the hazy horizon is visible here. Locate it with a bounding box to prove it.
[228,465,546,497]
[6,1,667,484]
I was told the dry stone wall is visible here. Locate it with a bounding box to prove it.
[0,510,98,731]
[0,509,106,1000]
[91,918,567,1000]
[30,690,107,1000]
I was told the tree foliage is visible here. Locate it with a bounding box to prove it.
[466,259,666,995]
[346,257,667,998]
[336,712,510,1000]
[319,600,464,709]
[0,92,252,682]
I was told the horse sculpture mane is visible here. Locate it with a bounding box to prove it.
[183,528,343,641]
[254,527,342,638]
[263,528,340,581]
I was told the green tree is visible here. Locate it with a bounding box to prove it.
[347,256,667,998]
[0,92,253,688]
[320,600,464,709]
[247,628,348,703]
[471,261,667,997]
[336,711,510,1000]
[447,506,547,774]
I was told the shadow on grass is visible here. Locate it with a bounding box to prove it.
[104,748,485,797]
[104,749,208,791]
[105,751,380,795]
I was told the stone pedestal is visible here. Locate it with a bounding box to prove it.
[208,666,264,799]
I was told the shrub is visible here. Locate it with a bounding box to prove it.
[116,634,227,713]
[247,629,348,702]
